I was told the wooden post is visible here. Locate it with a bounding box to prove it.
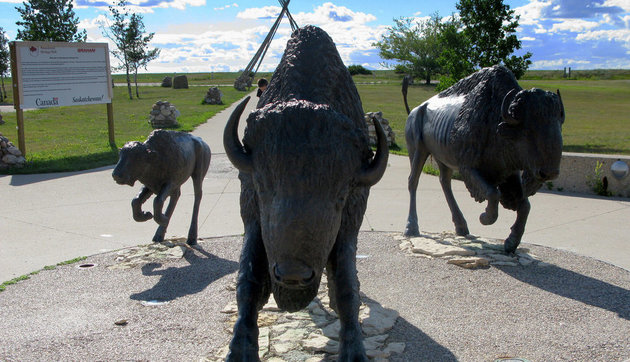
[9,42,26,156]
[15,109,26,156]
[106,102,115,147]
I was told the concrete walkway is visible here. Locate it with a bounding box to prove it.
[1,92,630,282]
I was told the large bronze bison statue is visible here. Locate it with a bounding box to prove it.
[403,65,564,253]
[223,25,388,361]
[112,130,211,245]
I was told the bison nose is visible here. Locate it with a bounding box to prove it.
[272,262,316,288]
[538,169,559,181]
[112,172,123,183]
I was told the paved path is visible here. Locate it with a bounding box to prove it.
[1,92,629,361]
[2,92,630,281]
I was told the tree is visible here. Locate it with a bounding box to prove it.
[0,28,9,102]
[104,0,159,100]
[126,15,160,98]
[456,0,531,78]
[15,0,87,42]
[374,13,444,85]
[435,15,474,91]
[348,64,372,76]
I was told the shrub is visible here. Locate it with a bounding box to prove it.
[348,64,373,76]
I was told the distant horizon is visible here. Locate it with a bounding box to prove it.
[1,1,629,73]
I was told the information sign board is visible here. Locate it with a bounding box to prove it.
[12,41,112,109]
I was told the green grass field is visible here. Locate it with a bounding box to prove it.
[0,85,246,173]
[0,70,628,174]
[359,79,630,156]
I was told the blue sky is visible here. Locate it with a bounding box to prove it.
[1,0,629,73]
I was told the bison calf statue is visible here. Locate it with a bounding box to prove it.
[224,25,388,361]
[404,65,564,253]
[112,130,211,245]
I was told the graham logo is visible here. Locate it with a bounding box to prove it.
[35,97,59,107]
[29,46,39,57]
[78,48,96,53]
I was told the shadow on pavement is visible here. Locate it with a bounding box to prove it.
[130,246,238,302]
[362,295,457,361]
[497,262,630,320]
[7,165,115,186]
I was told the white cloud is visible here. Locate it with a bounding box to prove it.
[602,0,630,12]
[522,36,536,41]
[237,6,281,20]
[214,3,238,11]
[576,28,630,42]
[531,58,591,68]
[549,19,600,33]
[514,0,552,26]
[79,14,109,30]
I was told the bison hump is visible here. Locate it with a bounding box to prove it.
[259,25,364,127]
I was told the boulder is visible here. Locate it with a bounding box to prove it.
[172,75,188,89]
[161,76,172,88]
[365,111,396,147]
[148,101,180,128]
[203,87,224,105]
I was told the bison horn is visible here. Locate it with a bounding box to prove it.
[501,89,520,125]
[224,96,253,173]
[557,89,565,123]
[357,116,389,187]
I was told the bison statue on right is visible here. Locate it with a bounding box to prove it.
[404,65,564,253]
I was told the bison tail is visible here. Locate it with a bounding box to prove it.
[402,75,411,115]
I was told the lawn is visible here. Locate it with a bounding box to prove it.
[1,71,629,174]
[358,78,630,156]
[0,85,247,173]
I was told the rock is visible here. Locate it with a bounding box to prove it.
[400,231,540,270]
[203,87,224,105]
[234,74,252,91]
[409,237,476,257]
[365,111,396,147]
[172,75,189,89]
[447,256,491,269]
[383,342,406,355]
[363,334,388,350]
[321,320,340,340]
[258,326,270,359]
[360,304,399,335]
[161,76,172,87]
[0,134,27,169]
[148,101,179,128]
[303,333,339,354]
[2,154,18,164]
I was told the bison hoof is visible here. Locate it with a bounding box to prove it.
[226,350,260,362]
[455,225,470,236]
[504,236,520,254]
[339,344,368,362]
[133,211,153,222]
[404,223,420,237]
[479,211,498,225]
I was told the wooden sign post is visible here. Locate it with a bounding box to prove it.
[9,41,114,156]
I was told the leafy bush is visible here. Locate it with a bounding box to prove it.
[348,64,373,76]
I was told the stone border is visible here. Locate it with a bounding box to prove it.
[207,280,404,361]
[395,232,540,269]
